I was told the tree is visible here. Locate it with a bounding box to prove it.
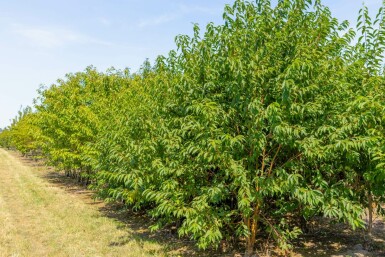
[4,0,385,255]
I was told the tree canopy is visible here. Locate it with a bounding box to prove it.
[1,0,385,255]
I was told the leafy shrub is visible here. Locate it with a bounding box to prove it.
[2,0,385,255]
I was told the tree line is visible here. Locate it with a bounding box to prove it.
[1,0,385,255]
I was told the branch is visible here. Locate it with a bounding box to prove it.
[267,144,282,177]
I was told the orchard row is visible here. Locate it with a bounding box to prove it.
[1,1,385,255]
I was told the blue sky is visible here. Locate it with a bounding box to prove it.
[0,0,382,128]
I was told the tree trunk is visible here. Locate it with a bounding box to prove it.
[245,204,260,257]
[368,192,373,235]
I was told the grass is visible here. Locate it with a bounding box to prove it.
[0,148,166,257]
[2,147,384,257]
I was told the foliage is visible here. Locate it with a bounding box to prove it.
[0,107,42,157]
[1,0,385,255]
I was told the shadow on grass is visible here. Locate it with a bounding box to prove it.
[292,218,385,257]
[39,170,385,257]
[25,163,235,256]
[14,152,385,257]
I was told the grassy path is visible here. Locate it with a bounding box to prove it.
[0,149,165,257]
[2,149,385,257]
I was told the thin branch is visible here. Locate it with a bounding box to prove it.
[267,144,282,177]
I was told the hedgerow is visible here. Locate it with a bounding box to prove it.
[1,0,385,255]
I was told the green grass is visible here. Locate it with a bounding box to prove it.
[0,149,167,257]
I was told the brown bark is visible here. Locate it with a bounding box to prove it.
[368,192,373,235]
[245,204,260,257]
[245,147,269,256]
[267,144,281,177]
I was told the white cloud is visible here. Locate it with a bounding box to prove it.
[137,4,223,29]
[138,13,178,28]
[178,4,223,16]
[12,24,113,48]
[99,17,112,26]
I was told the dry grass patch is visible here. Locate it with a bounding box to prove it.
[0,149,164,257]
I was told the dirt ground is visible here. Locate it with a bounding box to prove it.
[2,148,385,257]
[292,217,385,257]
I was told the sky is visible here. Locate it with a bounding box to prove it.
[0,0,383,128]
